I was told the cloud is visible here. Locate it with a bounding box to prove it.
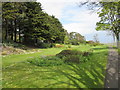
[37,0,114,43]
[61,5,100,35]
[63,22,96,35]
[37,0,71,19]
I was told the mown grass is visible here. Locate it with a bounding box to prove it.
[2,44,108,88]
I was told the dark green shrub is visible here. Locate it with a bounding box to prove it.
[56,50,85,58]
[50,43,55,47]
[37,42,51,48]
[83,52,91,56]
[86,40,101,46]
[64,55,80,64]
[69,39,79,45]
[56,49,91,64]
[68,45,71,48]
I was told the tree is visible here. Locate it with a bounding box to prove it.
[93,34,99,43]
[79,1,120,48]
[2,2,66,47]
[65,32,85,45]
[96,2,120,48]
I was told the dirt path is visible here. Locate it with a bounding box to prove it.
[104,47,119,88]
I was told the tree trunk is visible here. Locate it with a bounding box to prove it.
[19,28,21,43]
[14,19,17,42]
[5,19,8,40]
[10,21,13,40]
[116,33,120,48]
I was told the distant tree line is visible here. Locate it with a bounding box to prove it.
[2,2,86,47]
[64,31,85,45]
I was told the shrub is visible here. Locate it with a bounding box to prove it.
[56,50,83,58]
[1,51,8,55]
[55,44,64,48]
[69,39,79,45]
[56,49,91,64]
[64,55,90,64]
[27,56,64,67]
[56,50,91,58]
[64,55,80,64]
[67,45,71,48]
[86,40,101,46]
[83,52,91,56]
[37,42,51,48]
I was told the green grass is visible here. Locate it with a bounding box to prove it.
[2,44,108,88]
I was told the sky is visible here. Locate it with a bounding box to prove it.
[37,0,115,43]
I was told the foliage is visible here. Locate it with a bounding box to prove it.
[56,50,82,58]
[86,40,101,46]
[27,56,64,67]
[67,45,71,48]
[79,1,120,48]
[56,49,91,64]
[2,2,66,46]
[36,42,52,48]
[2,41,28,50]
[95,2,120,48]
[64,55,90,64]
[64,31,86,45]
[1,51,8,55]
[54,44,64,48]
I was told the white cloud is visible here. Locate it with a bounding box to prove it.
[62,8,100,35]
[37,0,100,35]
[37,0,72,19]
[63,22,96,35]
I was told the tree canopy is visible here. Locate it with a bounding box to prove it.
[2,2,66,46]
[79,1,120,48]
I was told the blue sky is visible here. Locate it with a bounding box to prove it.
[37,0,114,43]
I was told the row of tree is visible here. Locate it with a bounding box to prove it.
[2,2,86,47]
[2,2,66,46]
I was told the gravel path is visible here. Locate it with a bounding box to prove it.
[104,47,119,88]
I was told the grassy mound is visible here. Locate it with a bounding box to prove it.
[56,49,92,63]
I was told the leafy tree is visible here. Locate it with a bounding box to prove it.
[2,2,66,47]
[64,31,85,45]
[96,2,120,48]
[79,1,120,48]
[93,34,99,43]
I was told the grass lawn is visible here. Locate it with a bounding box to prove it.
[2,44,108,88]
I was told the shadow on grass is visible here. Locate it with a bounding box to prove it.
[44,62,105,88]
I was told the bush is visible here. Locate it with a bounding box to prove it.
[67,45,71,48]
[64,55,80,64]
[64,55,90,64]
[55,44,64,48]
[27,56,64,67]
[56,50,88,58]
[56,49,91,64]
[1,51,8,55]
[69,39,79,45]
[37,42,52,48]
[86,41,101,46]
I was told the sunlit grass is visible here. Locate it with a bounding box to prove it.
[2,44,108,88]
